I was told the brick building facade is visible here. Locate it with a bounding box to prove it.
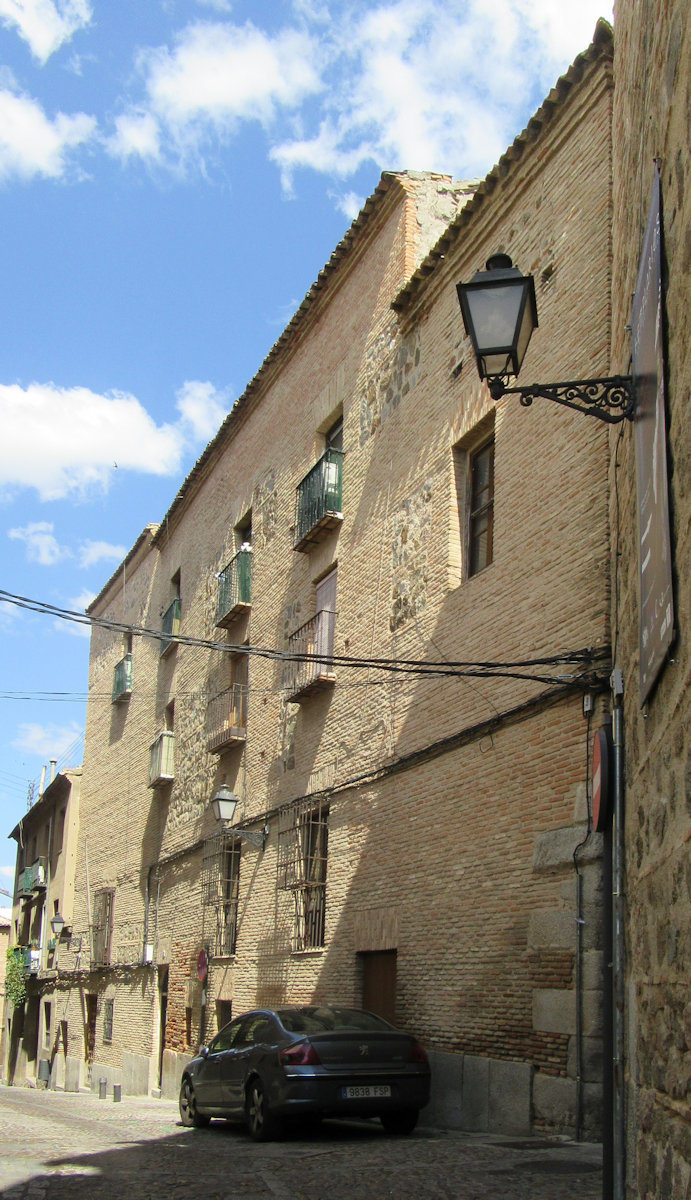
[3,30,618,1140]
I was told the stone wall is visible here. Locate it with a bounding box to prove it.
[611,2,691,1196]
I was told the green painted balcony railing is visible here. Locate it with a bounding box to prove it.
[112,653,133,701]
[294,449,343,551]
[216,547,252,628]
[17,858,47,897]
[160,598,181,656]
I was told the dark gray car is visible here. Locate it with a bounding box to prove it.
[179,1005,431,1141]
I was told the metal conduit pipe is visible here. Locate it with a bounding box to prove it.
[611,675,626,1200]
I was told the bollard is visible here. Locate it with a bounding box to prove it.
[113,1084,122,1102]
[99,1077,107,1099]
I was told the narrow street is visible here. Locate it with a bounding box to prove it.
[0,1084,603,1199]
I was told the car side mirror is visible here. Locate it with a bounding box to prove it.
[200,1045,209,1059]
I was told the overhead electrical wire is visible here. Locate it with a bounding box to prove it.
[0,586,610,690]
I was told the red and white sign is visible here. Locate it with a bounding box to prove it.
[592,725,612,833]
[197,949,208,983]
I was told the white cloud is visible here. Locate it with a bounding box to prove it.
[0,378,231,501]
[0,0,92,64]
[8,520,70,565]
[101,1,611,189]
[144,22,321,124]
[332,190,365,222]
[54,587,95,637]
[12,719,82,759]
[107,110,161,163]
[0,382,183,500]
[175,379,229,442]
[196,0,232,11]
[0,87,96,182]
[78,540,128,569]
[110,20,322,168]
[272,0,612,185]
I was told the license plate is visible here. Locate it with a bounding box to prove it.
[341,1085,391,1099]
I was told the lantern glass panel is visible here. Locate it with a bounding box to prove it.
[465,282,525,356]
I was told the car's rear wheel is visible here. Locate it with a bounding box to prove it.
[380,1108,419,1135]
[246,1077,281,1142]
[179,1078,210,1128]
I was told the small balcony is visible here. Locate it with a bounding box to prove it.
[285,610,337,701]
[112,653,133,702]
[17,858,47,898]
[160,598,181,656]
[149,730,175,787]
[206,685,248,753]
[216,547,252,628]
[294,449,343,552]
[22,946,41,975]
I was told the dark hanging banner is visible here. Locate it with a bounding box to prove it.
[632,164,675,705]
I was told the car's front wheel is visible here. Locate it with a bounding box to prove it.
[179,1077,211,1128]
[380,1108,419,1135]
[245,1077,281,1142]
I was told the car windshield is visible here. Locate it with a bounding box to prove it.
[276,1007,393,1034]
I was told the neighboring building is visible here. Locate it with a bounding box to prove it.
[2,769,81,1088]
[610,1,690,1196]
[24,29,617,1140]
[0,907,10,1030]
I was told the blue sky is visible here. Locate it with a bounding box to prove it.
[0,0,612,887]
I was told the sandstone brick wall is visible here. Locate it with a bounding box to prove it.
[55,38,618,1138]
[611,2,691,1196]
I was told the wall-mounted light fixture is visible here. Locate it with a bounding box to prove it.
[50,912,71,938]
[210,784,269,850]
[456,254,635,423]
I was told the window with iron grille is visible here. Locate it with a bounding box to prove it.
[277,797,329,951]
[201,835,241,957]
[103,998,114,1043]
[91,889,114,967]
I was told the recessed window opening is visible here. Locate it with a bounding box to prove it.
[468,436,495,576]
[235,511,252,549]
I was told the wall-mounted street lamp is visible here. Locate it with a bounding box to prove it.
[456,254,635,423]
[210,784,269,850]
[50,912,71,938]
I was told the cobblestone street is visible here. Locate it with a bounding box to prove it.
[0,1084,603,1199]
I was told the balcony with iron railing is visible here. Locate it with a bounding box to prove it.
[21,946,41,975]
[285,609,337,702]
[160,598,181,656]
[293,448,343,551]
[216,547,252,628]
[149,730,175,787]
[206,684,248,753]
[17,858,47,898]
[112,653,133,702]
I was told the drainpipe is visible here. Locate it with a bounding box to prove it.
[575,869,584,1142]
[611,670,626,1200]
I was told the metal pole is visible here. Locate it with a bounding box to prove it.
[611,676,626,1200]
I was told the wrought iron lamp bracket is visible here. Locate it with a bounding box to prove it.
[231,824,269,851]
[489,375,635,423]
